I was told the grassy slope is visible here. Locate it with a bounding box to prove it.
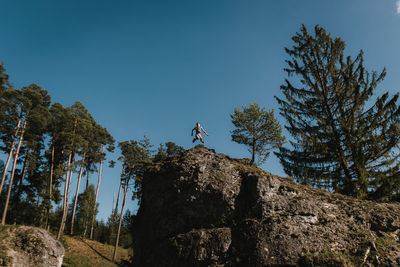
[0,225,13,265]
[62,235,131,267]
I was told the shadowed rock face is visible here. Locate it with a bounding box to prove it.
[0,226,64,267]
[133,145,400,266]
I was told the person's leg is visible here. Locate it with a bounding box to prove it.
[195,133,202,143]
[200,136,204,143]
[192,138,197,143]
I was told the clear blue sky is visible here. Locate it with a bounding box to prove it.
[1,0,400,221]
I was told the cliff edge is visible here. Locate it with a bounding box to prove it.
[133,145,400,266]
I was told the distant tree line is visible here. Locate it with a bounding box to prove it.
[0,69,184,254]
[0,62,185,252]
[0,65,117,242]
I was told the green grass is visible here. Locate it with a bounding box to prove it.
[234,160,267,176]
[1,225,131,267]
[62,235,131,267]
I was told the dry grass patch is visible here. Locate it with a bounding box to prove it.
[62,235,131,267]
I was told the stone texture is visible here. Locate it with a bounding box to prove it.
[0,226,64,267]
[133,145,400,266]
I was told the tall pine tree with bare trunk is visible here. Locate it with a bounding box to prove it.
[0,86,22,198]
[70,113,98,235]
[1,84,51,225]
[89,124,114,239]
[112,138,151,262]
[57,102,91,240]
[45,103,69,230]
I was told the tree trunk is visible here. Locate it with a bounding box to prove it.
[0,118,21,197]
[115,173,123,214]
[57,151,73,240]
[112,191,115,214]
[86,169,90,190]
[38,199,46,226]
[62,152,75,232]
[57,118,78,239]
[66,152,75,202]
[112,178,129,262]
[1,119,26,225]
[15,147,30,201]
[90,145,104,240]
[71,152,86,235]
[251,138,256,165]
[45,145,55,230]
[83,221,88,237]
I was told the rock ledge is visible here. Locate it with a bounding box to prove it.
[133,145,400,266]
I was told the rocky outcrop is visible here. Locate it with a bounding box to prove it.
[133,145,400,266]
[0,225,64,267]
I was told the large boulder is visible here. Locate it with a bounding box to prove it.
[0,225,64,267]
[133,145,400,266]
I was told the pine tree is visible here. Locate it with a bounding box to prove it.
[75,185,98,237]
[0,161,4,177]
[0,63,12,131]
[275,25,400,200]
[57,101,91,239]
[70,151,86,235]
[165,142,183,157]
[118,210,134,248]
[153,143,167,162]
[107,207,119,244]
[70,114,98,235]
[89,123,114,240]
[231,102,285,165]
[153,141,183,162]
[112,136,152,262]
[44,103,69,230]
[1,84,51,225]
[13,84,51,206]
[0,89,22,199]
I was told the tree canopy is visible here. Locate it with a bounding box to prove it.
[231,102,285,165]
[275,25,400,200]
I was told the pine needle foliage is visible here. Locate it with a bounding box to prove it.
[75,185,98,237]
[118,136,152,201]
[231,102,285,165]
[275,25,400,200]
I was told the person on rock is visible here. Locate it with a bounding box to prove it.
[191,122,208,143]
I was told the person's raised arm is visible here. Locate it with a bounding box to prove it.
[202,128,208,136]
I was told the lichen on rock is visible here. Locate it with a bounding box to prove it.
[0,225,64,267]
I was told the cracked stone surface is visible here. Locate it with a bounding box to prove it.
[133,145,400,266]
